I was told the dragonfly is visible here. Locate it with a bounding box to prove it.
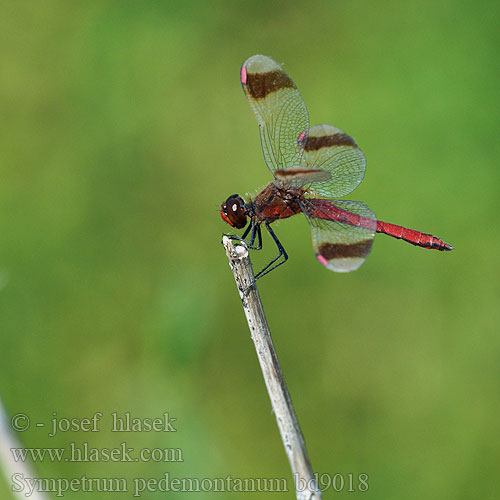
[221,54,453,280]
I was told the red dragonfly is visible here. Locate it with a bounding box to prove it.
[221,55,453,279]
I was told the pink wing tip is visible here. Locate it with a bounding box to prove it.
[240,66,247,84]
[298,130,307,143]
[317,255,328,267]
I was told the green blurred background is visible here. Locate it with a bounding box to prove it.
[0,1,498,498]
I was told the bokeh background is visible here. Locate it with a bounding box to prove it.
[1,1,498,499]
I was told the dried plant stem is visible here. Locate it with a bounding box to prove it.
[222,236,322,500]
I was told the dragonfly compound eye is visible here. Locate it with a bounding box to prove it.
[220,194,247,229]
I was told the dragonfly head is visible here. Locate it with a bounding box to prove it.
[221,194,247,229]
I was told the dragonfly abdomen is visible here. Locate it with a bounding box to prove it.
[307,199,453,252]
[376,221,453,251]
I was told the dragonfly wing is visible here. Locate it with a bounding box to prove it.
[300,198,376,272]
[299,124,366,198]
[241,55,309,175]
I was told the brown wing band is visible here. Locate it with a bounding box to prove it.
[244,70,296,99]
[319,240,372,259]
[304,133,357,151]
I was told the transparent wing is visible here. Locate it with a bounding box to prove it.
[298,124,366,198]
[241,55,309,175]
[300,198,376,272]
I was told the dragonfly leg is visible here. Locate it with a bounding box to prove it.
[224,221,262,250]
[224,221,251,241]
[248,224,262,250]
[254,223,288,280]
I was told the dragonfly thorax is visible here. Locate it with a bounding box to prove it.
[253,182,304,223]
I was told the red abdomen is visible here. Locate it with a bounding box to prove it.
[376,221,453,251]
[307,198,453,252]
